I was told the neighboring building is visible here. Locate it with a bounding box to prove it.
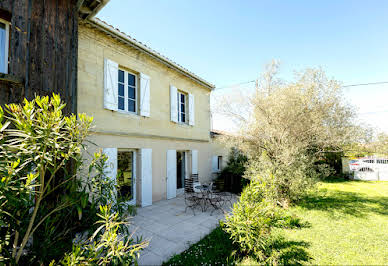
[78,18,230,207]
[348,157,388,181]
[0,0,109,114]
[210,130,232,175]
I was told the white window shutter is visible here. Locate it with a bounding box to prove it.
[170,85,178,123]
[189,93,195,126]
[212,156,218,173]
[103,148,118,203]
[104,58,119,111]
[166,150,177,199]
[140,73,151,117]
[191,150,198,174]
[141,148,152,207]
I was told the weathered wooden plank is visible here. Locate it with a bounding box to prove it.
[0,0,79,114]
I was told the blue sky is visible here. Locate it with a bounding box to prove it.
[98,0,388,132]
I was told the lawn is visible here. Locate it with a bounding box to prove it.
[164,179,388,265]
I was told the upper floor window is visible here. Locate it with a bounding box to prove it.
[170,85,194,125]
[177,91,187,123]
[0,19,10,74]
[118,69,137,113]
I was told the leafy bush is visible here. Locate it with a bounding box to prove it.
[217,148,248,193]
[60,205,147,266]
[244,153,332,207]
[0,94,143,264]
[223,180,302,263]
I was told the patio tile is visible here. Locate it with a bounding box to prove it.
[138,251,164,266]
[198,217,220,229]
[144,234,181,258]
[142,221,172,235]
[129,195,236,265]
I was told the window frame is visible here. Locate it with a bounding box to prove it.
[217,156,222,171]
[177,90,187,124]
[117,68,138,114]
[0,18,10,74]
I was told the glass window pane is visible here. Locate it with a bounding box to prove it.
[117,151,134,200]
[128,73,136,86]
[128,86,135,99]
[181,113,185,122]
[118,97,124,110]
[0,23,6,74]
[181,94,185,103]
[118,70,124,83]
[118,83,124,96]
[128,99,136,112]
[181,103,185,113]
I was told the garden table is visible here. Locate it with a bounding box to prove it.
[195,184,223,214]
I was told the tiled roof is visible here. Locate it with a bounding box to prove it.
[87,17,215,89]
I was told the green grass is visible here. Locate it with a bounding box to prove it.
[275,179,388,265]
[162,226,239,265]
[164,179,388,265]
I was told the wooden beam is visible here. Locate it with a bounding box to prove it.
[0,73,23,85]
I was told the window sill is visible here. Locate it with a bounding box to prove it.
[175,122,193,128]
[0,73,23,86]
[117,109,140,118]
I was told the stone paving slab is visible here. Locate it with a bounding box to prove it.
[128,194,237,266]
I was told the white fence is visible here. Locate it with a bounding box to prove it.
[350,158,388,181]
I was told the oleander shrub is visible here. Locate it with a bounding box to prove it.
[223,180,301,263]
[0,94,144,264]
[60,205,147,266]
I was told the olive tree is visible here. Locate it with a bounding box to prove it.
[216,61,358,205]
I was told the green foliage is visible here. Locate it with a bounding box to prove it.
[218,62,359,205]
[223,180,304,263]
[245,152,332,206]
[60,205,147,266]
[0,94,141,264]
[218,148,248,193]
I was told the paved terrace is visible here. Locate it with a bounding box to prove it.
[128,194,237,265]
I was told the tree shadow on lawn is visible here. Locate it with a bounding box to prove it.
[297,189,388,218]
[258,236,311,265]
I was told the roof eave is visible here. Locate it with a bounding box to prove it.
[87,18,215,90]
[78,0,110,20]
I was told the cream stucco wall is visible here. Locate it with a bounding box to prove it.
[78,23,222,204]
[85,134,215,203]
[78,23,211,142]
[210,136,231,172]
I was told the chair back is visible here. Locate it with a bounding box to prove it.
[185,177,195,193]
[191,174,199,183]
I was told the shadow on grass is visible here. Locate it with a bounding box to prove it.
[298,189,388,218]
[320,175,352,183]
[265,236,311,265]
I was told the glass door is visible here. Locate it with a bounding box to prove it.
[176,151,186,191]
[117,151,136,205]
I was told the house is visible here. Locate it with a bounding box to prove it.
[0,0,109,114]
[0,0,229,207]
[78,17,230,207]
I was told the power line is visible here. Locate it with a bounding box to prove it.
[343,81,388,88]
[214,80,255,90]
[214,80,388,90]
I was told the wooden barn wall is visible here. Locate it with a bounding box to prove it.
[0,0,78,114]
